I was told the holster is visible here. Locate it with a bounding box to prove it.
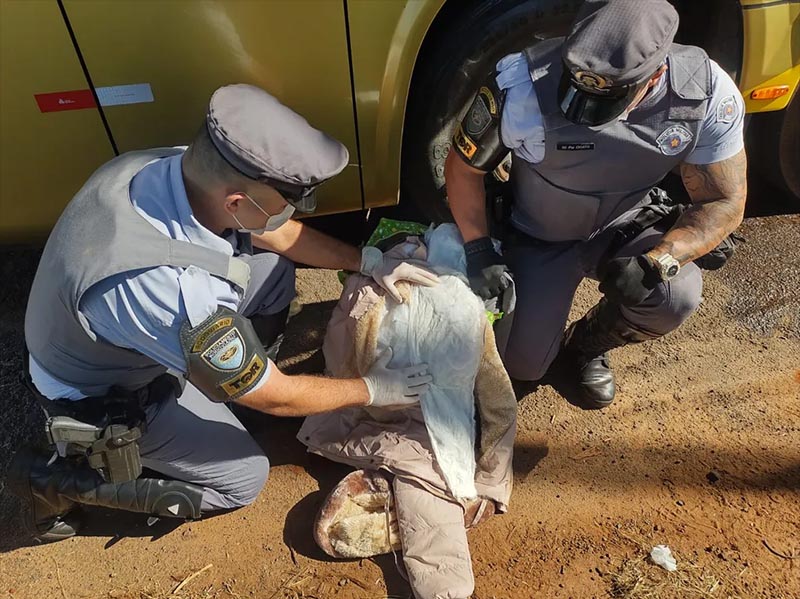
[22,353,181,484]
[45,417,143,484]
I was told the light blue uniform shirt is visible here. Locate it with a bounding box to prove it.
[30,152,271,400]
[496,52,745,165]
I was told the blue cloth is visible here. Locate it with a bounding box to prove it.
[496,52,744,165]
[496,53,546,164]
[30,152,271,400]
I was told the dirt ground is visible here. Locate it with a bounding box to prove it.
[0,213,798,599]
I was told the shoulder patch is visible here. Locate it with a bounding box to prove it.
[716,95,738,124]
[464,86,499,137]
[201,328,245,371]
[466,92,492,136]
[656,125,693,156]
[180,306,269,402]
[451,75,509,171]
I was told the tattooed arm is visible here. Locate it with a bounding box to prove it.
[645,148,747,265]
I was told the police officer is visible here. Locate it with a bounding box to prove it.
[8,84,438,542]
[446,0,746,408]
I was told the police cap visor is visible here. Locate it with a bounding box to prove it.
[264,177,319,213]
[557,70,645,127]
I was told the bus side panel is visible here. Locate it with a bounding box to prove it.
[740,1,800,113]
[0,1,115,243]
[61,0,362,215]
[348,0,445,208]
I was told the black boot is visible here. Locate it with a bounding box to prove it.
[556,298,658,409]
[6,448,83,542]
[6,447,203,543]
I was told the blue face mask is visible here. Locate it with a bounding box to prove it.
[232,193,295,235]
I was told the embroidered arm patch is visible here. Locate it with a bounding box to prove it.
[716,95,738,124]
[452,75,509,172]
[180,306,268,402]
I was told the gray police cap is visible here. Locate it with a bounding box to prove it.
[206,84,349,199]
[563,0,679,87]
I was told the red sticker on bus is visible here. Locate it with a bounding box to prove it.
[34,89,96,113]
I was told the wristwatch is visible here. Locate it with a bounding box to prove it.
[650,252,681,281]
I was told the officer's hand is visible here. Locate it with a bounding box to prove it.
[464,237,512,300]
[363,349,432,408]
[598,255,661,306]
[360,247,440,303]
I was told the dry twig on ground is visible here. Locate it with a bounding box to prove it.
[172,564,213,595]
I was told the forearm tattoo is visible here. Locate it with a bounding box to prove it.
[651,149,747,264]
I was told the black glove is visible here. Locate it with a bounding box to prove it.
[598,255,661,306]
[464,237,512,300]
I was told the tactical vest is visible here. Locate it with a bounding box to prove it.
[510,38,711,242]
[25,149,252,398]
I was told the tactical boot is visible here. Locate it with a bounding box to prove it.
[6,447,203,543]
[557,298,658,409]
[6,448,83,542]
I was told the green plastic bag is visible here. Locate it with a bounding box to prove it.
[338,218,429,284]
[365,218,429,249]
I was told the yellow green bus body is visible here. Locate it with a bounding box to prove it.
[1,0,797,243]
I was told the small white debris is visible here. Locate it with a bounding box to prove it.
[650,545,678,571]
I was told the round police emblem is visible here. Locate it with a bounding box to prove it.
[716,95,738,124]
[656,125,693,156]
[574,71,612,90]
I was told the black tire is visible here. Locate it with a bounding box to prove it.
[400,0,581,224]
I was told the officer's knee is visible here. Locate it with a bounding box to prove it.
[625,264,703,336]
[505,356,550,382]
[219,453,270,509]
[673,265,703,309]
[661,264,703,328]
[502,337,559,382]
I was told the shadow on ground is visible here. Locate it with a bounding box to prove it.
[0,248,45,551]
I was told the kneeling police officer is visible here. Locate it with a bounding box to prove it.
[446,0,747,408]
[8,84,437,542]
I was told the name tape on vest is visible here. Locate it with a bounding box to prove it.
[557,142,595,151]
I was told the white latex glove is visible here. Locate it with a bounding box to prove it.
[363,349,432,408]
[360,246,440,303]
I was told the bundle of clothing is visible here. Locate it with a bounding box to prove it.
[298,223,517,599]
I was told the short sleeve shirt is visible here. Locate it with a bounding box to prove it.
[30,152,271,400]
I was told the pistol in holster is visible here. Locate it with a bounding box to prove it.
[24,360,181,484]
[46,416,143,483]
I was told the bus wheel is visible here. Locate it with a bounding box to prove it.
[400,0,580,224]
